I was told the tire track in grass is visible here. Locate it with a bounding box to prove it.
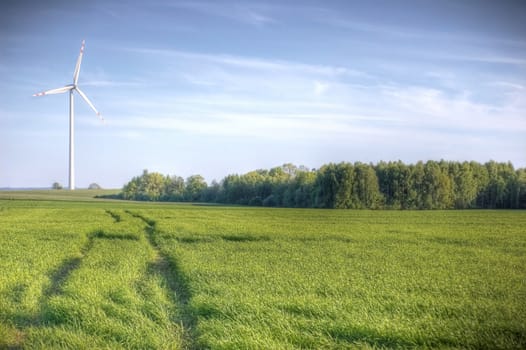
[36,210,134,325]
[16,229,97,337]
[35,210,184,348]
[125,210,198,350]
[42,234,96,300]
[1,213,103,348]
[1,233,95,334]
[41,209,121,303]
[0,247,93,350]
[9,209,184,348]
[105,209,121,223]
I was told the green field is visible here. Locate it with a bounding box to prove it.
[1,191,525,349]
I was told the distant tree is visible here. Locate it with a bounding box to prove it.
[353,162,383,209]
[88,183,102,190]
[375,161,411,209]
[292,170,316,207]
[201,180,221,203]
[262,194,277,207]
[517,168,526,209]
[121,169,165,201]
[248,196,263,206]
[118,161,525,209]
[314,163,339,208]
[52,182,63,190]
[221,174,243,204]
[281,163,298,177]
[185,175,207,201]
[424,160,443,209]
[335,163,355,208]
[450,162,477,209]
[140,171,166,201]
[122,175,140,200]
[164,175,185,201]
[483,161,517,208]
[409,161,425,209]
[472,162,490,208]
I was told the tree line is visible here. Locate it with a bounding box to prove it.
[118,161,526,209]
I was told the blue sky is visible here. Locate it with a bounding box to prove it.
[1,0,525,188]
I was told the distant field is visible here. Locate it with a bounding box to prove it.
[0,193,525,349]
[0,189,120,202]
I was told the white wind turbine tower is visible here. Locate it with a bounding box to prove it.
[34,40,104,190]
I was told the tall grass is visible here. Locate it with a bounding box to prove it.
[0,204,183,349]
[1,196,525,349]
[146,208,526,349]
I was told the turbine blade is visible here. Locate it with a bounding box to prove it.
[33,85,74,96]
[73,40,85,85]
[76,87,104,122]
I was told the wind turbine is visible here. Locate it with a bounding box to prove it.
[34,40,104,190]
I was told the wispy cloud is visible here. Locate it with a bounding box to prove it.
[82,80,144,87]
[317,15,422,40]
[314,81,329,96]
[123,46,364,77]
[107,83,526,145]
[488,81,525,90]
[110,111,392,141]
[108,43,526,144]
[168,1,276,27]
[427,52,526,66]
[314,6,526,49]
[311,6,526,68]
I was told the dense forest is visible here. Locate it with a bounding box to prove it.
[118,161,526,209]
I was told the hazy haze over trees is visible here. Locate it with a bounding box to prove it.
[120,161,526,209]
